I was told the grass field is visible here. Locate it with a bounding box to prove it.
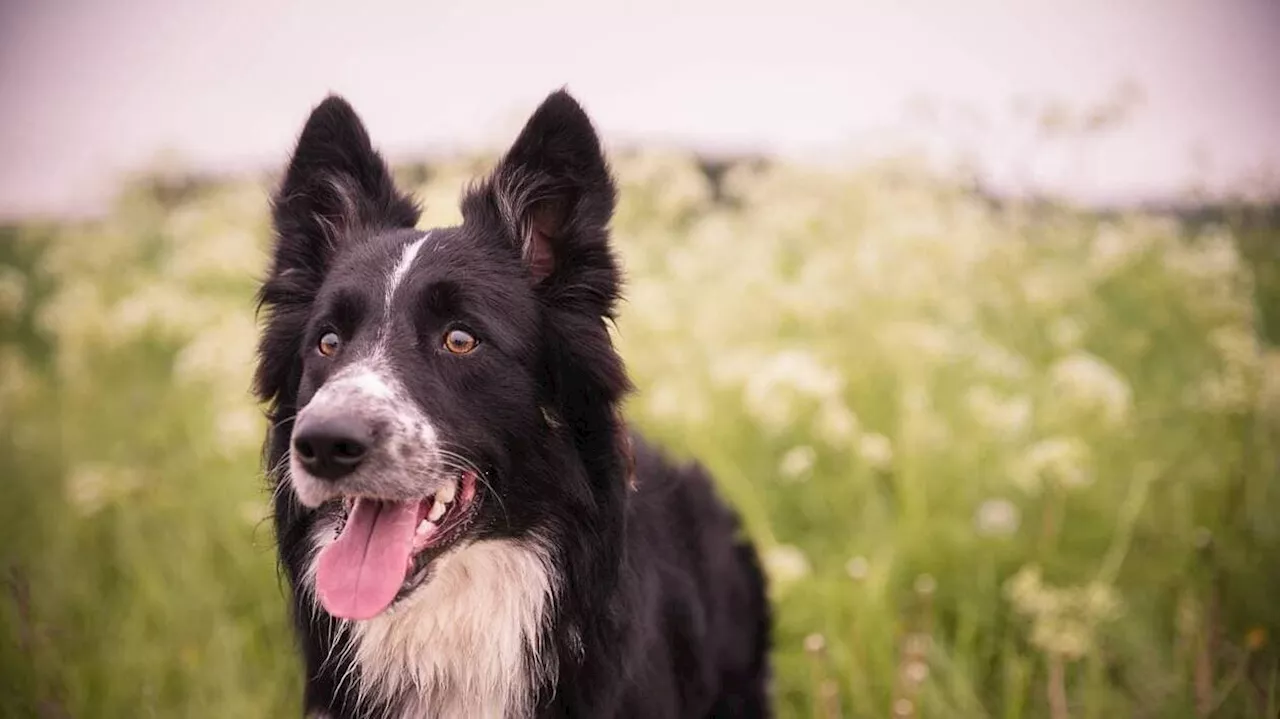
[2,151,1278,718]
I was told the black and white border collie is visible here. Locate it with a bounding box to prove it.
[254,90,772,718]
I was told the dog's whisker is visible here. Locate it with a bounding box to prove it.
[267,453,293,506]
[471,473,509,528]
[433,448,511,528]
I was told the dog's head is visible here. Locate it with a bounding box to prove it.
[255,91,628,621]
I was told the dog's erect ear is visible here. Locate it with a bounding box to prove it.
[255,96,419,409]
[463,90,618,288]
[269,95,419,273]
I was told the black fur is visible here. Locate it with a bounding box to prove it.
[255,90,772,718]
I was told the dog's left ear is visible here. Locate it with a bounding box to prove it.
[464,90,618,290]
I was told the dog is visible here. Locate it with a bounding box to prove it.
[254,89,772,718]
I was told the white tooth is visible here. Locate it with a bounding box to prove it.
[427,499,447,522]
[436,481,457,504]
[416,519,431,535]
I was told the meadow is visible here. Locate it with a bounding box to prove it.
[2,150,1278,718]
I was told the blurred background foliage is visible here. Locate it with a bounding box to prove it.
[1,146,1278,718]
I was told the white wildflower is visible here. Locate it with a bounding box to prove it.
[1192,327,1261,413]
[901,383,952,449]
[1211,326,1262,372]
[778,445,817,481]
[34,282,104,348]
[902,659,930,685]
[1005,565,1051,614]
[624,282,678,334]
[0,266,25,318]
[974,498,1021,537]
[803,633,826,654]
[970,337,1031,380]
[215,406,263,457]
[173,314,258,390]
[0,349,35,409]
[1020,267,1077,311]
[742,349,844,433]
[1006,565,1122,660]
[858,433,894,470]
[1192,326,1260,411]
[846,555,870,581]
[914,574,937,596]
[886,321,960,364]
[1088,222,1143,276]
[762,544,811,586]
[1164,225,1242,282]
[965,385,1033,437]
[111,284,220,341]
[817,399,859,446]
[1049,352,1132,425]
[1196,227,1243,279]
[644,382,686,421]
[616,152,713,225]
[1083,581,1121,619]
[1012,437,1092,493]
[1032,620,1091,660]
[162,211,265,281]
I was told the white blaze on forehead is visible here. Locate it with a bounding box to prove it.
[373,232,430,356]
[384,232,430,321]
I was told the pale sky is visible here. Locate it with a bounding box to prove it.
[1,0,1278,217]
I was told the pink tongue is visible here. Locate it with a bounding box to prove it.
[315,498,420,620]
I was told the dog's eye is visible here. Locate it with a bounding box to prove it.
[443,328,478,355]
[317,332,342,358]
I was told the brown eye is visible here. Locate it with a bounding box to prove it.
[318,332,341,357]
[444,328,478,355]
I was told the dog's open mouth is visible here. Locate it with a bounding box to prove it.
[314,470,481,621]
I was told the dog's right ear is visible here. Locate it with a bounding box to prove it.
[269,95,420,278]
[255,96,419,408]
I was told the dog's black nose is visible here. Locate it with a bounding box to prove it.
[292,415,373,481]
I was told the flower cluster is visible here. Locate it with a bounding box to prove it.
[1006,565,1122,660]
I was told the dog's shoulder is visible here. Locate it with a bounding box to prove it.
[627,432,743,535]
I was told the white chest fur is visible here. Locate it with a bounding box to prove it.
[307,526,558,719]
